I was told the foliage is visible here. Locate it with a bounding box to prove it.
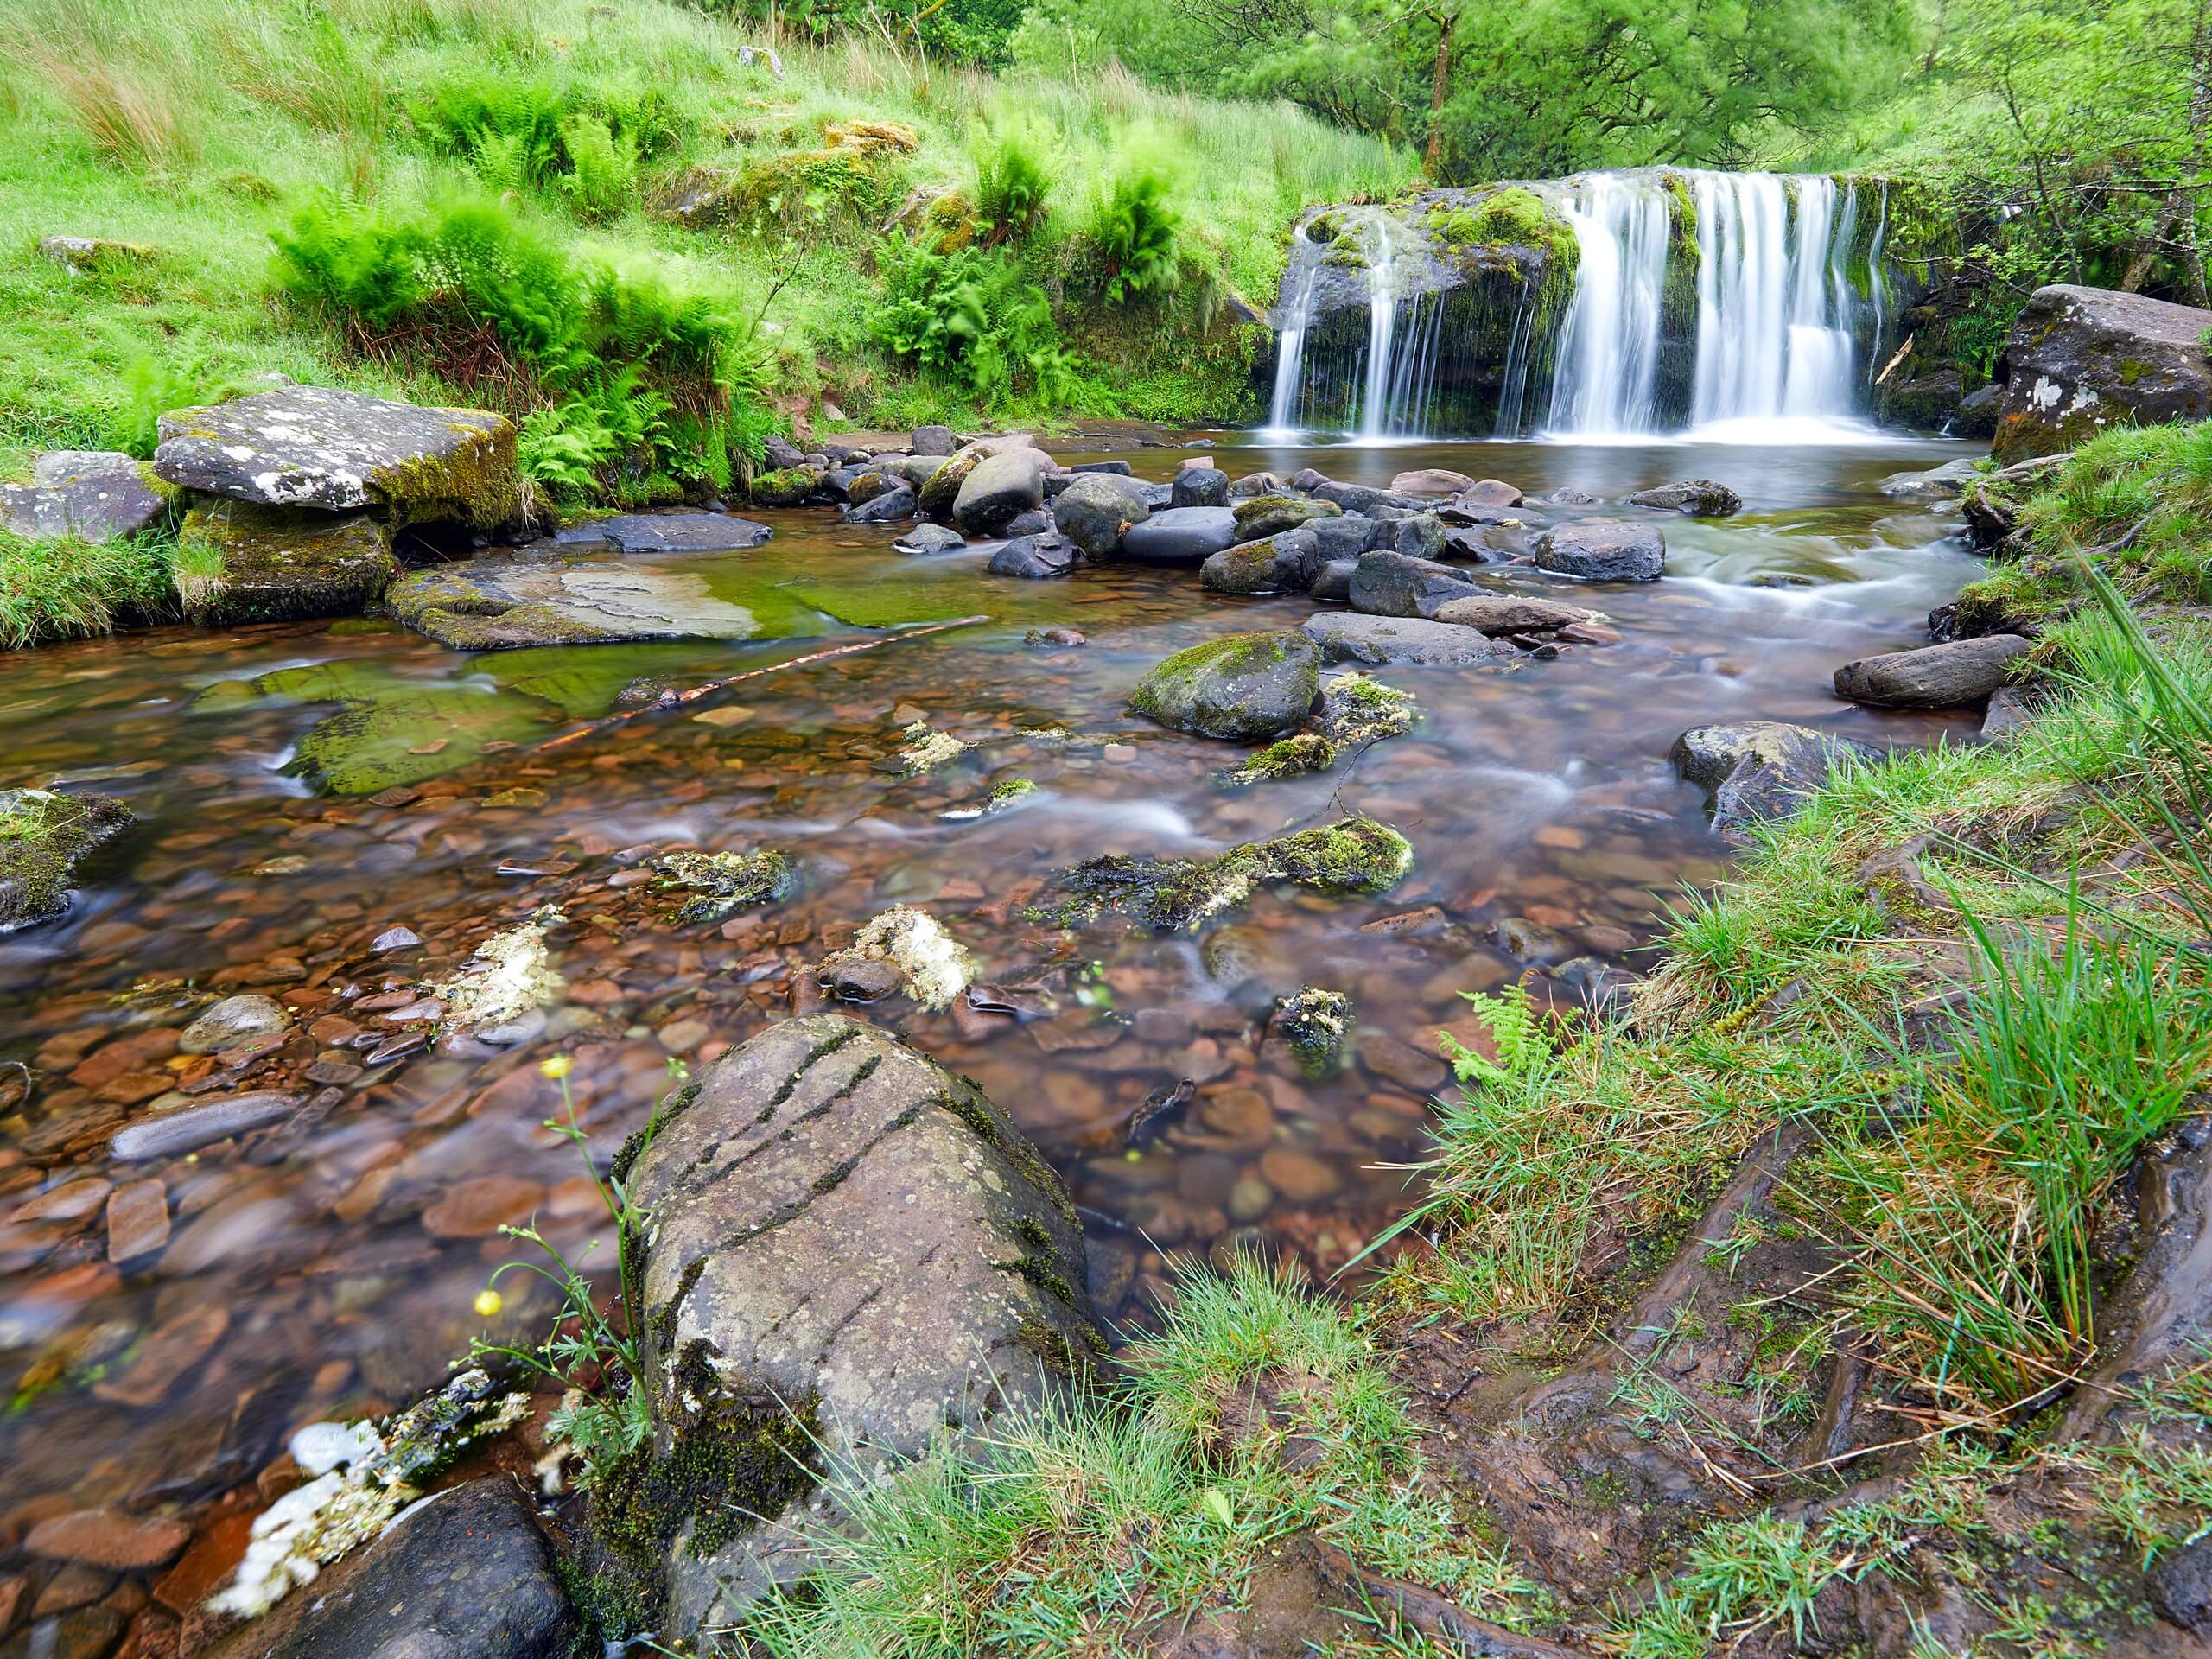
[1087,163,1181,303]
[869,241,1078,403]
[1439,981,1560,1089]
[0,526,178,649]
[971,118,1055,244]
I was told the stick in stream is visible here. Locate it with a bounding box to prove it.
[538,614,991,752]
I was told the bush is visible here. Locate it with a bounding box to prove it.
[971,119,1053,244]
[869,240,1077,403]
[1089,166,1179,303]
[557,114,640,223]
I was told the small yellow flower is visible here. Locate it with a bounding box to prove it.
[474,1288,504,1319]
[539,1055,573,1080]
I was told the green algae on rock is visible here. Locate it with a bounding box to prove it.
[1274,986,1352,1077]
[0,788,135,931]
[385,561,774,651]
[1042,815,1413,931]
[176,499,396,626]
[653,849,792,925]
[1222,674,1417,786]
[1128,629,1322,742]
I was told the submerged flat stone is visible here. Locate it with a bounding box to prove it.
[553,512,772,555]
[386,561,773,650]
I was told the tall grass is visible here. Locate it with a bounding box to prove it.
[0,528,176,649]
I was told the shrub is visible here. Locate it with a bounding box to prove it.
[1089,166,1179,303]
[971,119,1053,244]
[870,240,1077,403]
[556,113,640,223]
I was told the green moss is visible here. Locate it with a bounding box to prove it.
[1275,986,1351,1077]
[1264,816,1414,892]
[175,499,396,626]
[1043,814,1412,931]
[1224,731,1337,785]
[1001,1252,1081,1308]
[0,789,136,931]
[653,848,791,924]
[747,466,819,507]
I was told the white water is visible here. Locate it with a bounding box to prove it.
[1545,175,1674,435]
[1357,217,1399,442]
[1263,245,1321,437]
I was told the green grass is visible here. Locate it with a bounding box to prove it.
[0,524,179,646]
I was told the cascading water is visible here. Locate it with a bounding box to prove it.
[1544,174,1674,436]
[1264,241,1322,436]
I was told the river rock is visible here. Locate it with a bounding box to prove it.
[888,524,962,556]
[1389,468,1474,496]
[202,1477,575,1659]
[1993,283,2212,461]
[1670,721,1879,835]
[176,499,396,625]
[1363,512,1446,560]
[1173,467,1229,508]
[0,789,135,932]
[1627,479,1741,516]
[625,1015,1099,1630]
[1199,529,1323,595]
[553,512,773,555]
[386,560,773,650]
[1305,515,1375,562]
[179,994,289,1055]
[912,423,956,455]
[1877,458,1980,501]
[25,1510,189,1570]
[1430,594,1598,635]
[1834,634,2034,709]
[952,448,1052,536]
[1955,383,2004,439]
[1128,631,1321,741]
[2,451,175,543]
[842,484,918,523]
[1226,471,1280,499]
[1303,612,1514,667]
[110,1090,303,1160]
[1052,473,1153,557]
[1348,550,1481,617]
[872,454,946,489]
[746,467,822,507]
[1232,493,1341,541]
[1121,505,1239,564]
[1311,558,1357,601]
[988,531,1077,579]
[154,385,521,528]
[1313,480,1426,514]
[1535,518,1665,582]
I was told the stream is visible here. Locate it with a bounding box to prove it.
[0,429,1983,1519]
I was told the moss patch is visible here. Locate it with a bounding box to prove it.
[1040,815,1413,931]
[0,789,135,931]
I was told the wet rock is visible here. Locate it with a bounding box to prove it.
[1122,505,1239,565]
[842,484,918,523]
[1313,480,1426,514]
[1626,479,1741,516]
[1052,473,1153,557]
[952,448,1052,536]
[0,790,135,932]
[105,1179,168,1262]
[1310,559,1357,601]
[912,423,957,456]
[1459,478,1525,507]
[1199,529,1323,595]
[893,523,965,556]
[1555,955,1640,1013]
[1429,594,1598,635]
[179,995,289,1055]
[1026,626,1086,647]
[1305,514,1375,563]
[1,452,175,544]
[1877,458,1980,500]
[1172,467,1229,508]
[1992,283,2212,461]
[26,1511,189,1571]
[202,1477,575,1659]
[110,1090,302,1161]
[1002,507,1053,538]
[1274,988,1351,1076]
[176,499,395,625]
[1834,634,2034,709]
[154,385,520,528]
[1128,631,1321,742]
[873,454,946,490]
[552,512,773,554]
[1048,817,1411,931]
[1670,721,1878,836]
[1388,468,1475,496]
[1495,915,1574,965]
[818,955,902,1002]
[370,925,421,953]
[989,531,1077,579]
[1535,518,1665,582]
[625,1015,1099,1630]
[1302,613,1514,668]
[760,435,806,469]
[421,1175,543,1239]
[1348,550,1480,617]
[1232,494,1341,541]
[1363,512,1447,560]
[386,560,773,649]
[1258,1147,1339,1202]
[747,466,823,507]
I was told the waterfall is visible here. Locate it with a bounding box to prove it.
[1264,245,1322,435]
[1545,175,1673,436]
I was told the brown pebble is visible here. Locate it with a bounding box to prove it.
[151,1509,255,1618]
[24,1510,191,1571]
[105,1181,168,1263]
[92,1304,227,1409]
[32,1563,112,1618]
[10,1179,113,1226]
[421,1176,545,1239]
[1257,1147,1339,1203]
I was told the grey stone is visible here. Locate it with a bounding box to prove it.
[1993,283,2212,461]
[1001,507,1053,538]
[1302,612,1515,667]
[1878,459,1980,501]
[1226,471,1280,499]
[952,448,1052,536]
[1311,559,1357,601]
[1128,631,1321,741]
[1231,493,1341,541]
[1430,594,1598,635]
[893,524,966,556]
[1389,467,1476,496]
[1834,634,2034,709]
[37,234,156,273]
[110,1091,303,1161]
[1199,529,1324,595]
[1627,479,1742,516]
[0,789,135,933]
[154,385,521,528]
[203,1477,575,1659]
[1121,505,1239,565]
[1052,473,1153,558]
[1313,480,1427,514]
[1670,721,1878,836]
[1,452,172,543]
[1495,915,1574,964]
[553,512,773,555]
[911,423,957,456]
[875,454,947,488]
[1305,515,1374,562]
[1363,512,1446,560]
[626,1016,1098,1631]
[1348,550,1481,617]
[1172,467,1229,508]
[844,485,919,523]
[175,499,395,626]
[386,561,779,650]
[761,435,806,469]
[1534,518,1665,582]
[1955,382,2003,439]
[1980,683,2040,741]
[1069,460,1133,476]
[179,994,289,1055]
[988,531,1077,579]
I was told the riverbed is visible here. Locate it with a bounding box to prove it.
[0,429,1982,1516]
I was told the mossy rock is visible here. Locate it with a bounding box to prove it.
[176,499,396,626]
[1044,815,1413,931]
[747,467,820,507]
[1128,630,1321,742]
[0,788,135,931]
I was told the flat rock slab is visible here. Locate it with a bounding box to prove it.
[1349,550,1481,617]
[388,561,772,650]
[1878,458,1980,500]
[1627,479,1741,516]
[1535,518,1665,582]
[1430,594,1599,635]
[1671,721,1878,836]
[202,1478,575,1659]
[1834,634,2033,709]
[156,385,521,527]
[554,512,772,555]
[111,1091,302,1161]
[1303,612,1515,667]
[627,1015,1097,1630]
[2,452,172,543]
[1129,631,1321,741]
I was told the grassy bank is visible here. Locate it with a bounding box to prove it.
[0,0,1414,489]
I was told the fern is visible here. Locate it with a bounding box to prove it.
[973,120,1052,245]
[1440,982,1560,1088]
[556,113,638,223]
[1092,168,1180,304]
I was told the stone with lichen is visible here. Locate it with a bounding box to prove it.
[1042,815,1412,931]
[1275,987,1352,1077]
[0,788,135,932]
[653,849,791,924]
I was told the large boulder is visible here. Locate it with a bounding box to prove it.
[1670,722,1878,836]
[1534,518,1665,582]
[1232,493,1341,541]
[1121,505,1240,565]
[0,789,134,931]
[623,1015,1099,1630]
[206,1478,575,1659]
[1128,631,1321,741]
[176,499,396,625]
[386,560,775,650]
[918,435,1041,521]
[952,448,1052,536]
[1302,613,1515,667]
[2,451,175,543]
[1052,472,1153,557]
[1834,634,2034,709]
[1348,550,1481,617]
[154,385,521,528]
[1199,529,1324,595]
[1993,284,2212,461]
